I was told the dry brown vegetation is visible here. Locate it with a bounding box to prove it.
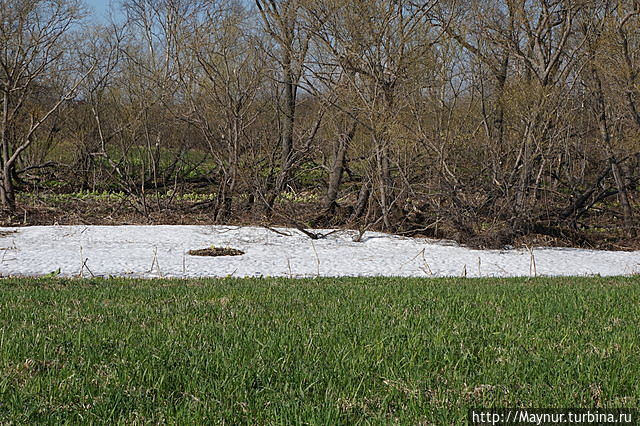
[188,247,245,256]
[1,0,640,249]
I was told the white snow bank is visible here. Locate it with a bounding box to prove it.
[0,225,639,278]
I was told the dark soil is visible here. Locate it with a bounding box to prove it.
[188,247,245,257]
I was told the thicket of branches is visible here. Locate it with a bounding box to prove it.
[2,0,640,247]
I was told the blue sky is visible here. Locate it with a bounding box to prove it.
[85,0,116,21]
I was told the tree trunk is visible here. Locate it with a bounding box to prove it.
[610,158,635,237]
[494,56,508,147]
[619,24,640,128]
[591,63,635,237]
[351,180,370,221]
[1,90,15,211]
[324,121,356,212]
[376,143,392,230]
[266,49,297,214]
[217,124,240,222]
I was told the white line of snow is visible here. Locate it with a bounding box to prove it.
[0,225,639,278]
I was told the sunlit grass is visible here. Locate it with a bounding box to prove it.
[0,277,638,423]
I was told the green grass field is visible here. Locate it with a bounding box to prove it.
[1,277,638,424]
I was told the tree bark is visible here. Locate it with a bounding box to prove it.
[351,180,370,221]
[324,121,356,212]
[1,90,15,210]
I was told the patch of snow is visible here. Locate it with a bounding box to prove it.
[0,225,638,278]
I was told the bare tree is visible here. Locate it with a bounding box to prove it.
[0,0,90,210]
[179,1,267,221]
[255,0,312,209]
[0,0,637,247]
[306,0,442,229]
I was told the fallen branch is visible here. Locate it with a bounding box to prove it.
[262,225,292,237]
[264,222,339,240]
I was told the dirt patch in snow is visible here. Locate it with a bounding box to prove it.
[188,247,245,257]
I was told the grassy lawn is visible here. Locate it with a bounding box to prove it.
[0,277,638,424]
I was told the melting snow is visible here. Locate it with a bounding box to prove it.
[0,225,639,278]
